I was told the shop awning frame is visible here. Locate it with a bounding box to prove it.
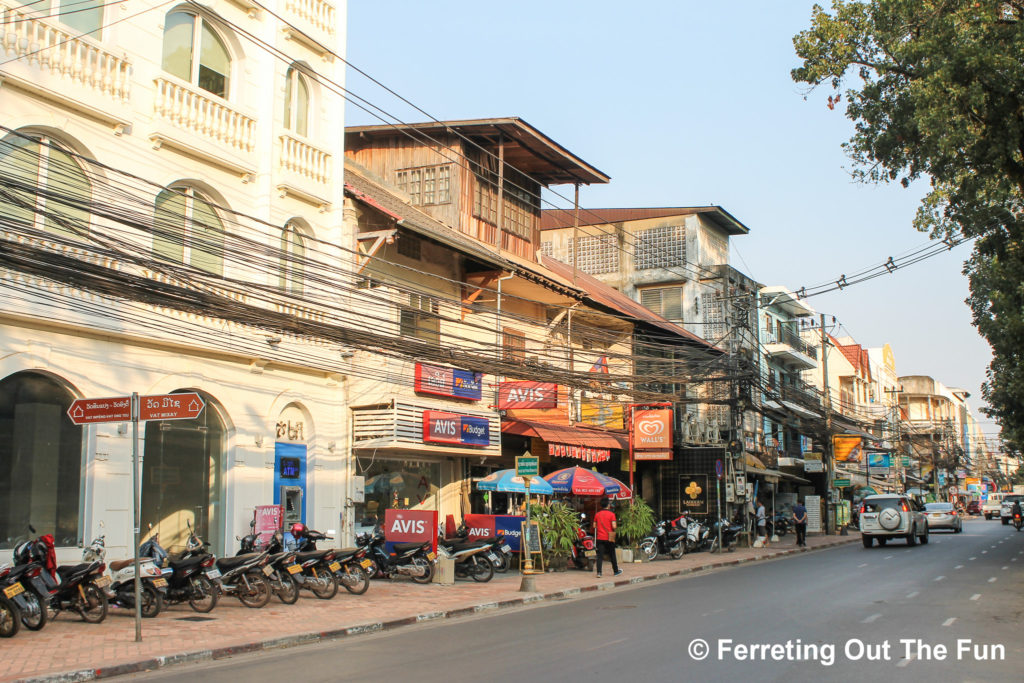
[501,418,629,450]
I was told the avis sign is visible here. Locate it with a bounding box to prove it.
[422,410,490,447]
[383,509,438,553]
[497,382,558,409]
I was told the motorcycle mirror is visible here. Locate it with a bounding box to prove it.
[29,524,36,533]
[250,519,256,529]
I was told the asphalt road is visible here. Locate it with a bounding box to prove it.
[134,518,1024,683]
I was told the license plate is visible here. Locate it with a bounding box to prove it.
[328,561,341,572]
[205,568,221,579]
[426,552,436,561]
[94,575,112,588]
[151,578,168,588]
[286,564,301,574]
[359,559,372,569]
[3,582,24,599]
[486,552,498,563]
[262,565,275,576]
[584,550,596,558]
[501,544,511,553]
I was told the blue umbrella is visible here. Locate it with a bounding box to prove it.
[477,469,554,495]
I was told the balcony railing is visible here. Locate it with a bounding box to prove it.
[153,78,256,152]
[781,381,823,412]
[763,326,818,359]
[285,0,337,36]
[0,2,130,100]
[279,134,331,184]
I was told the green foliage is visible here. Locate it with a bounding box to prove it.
[534,501,578,559]
[792,1,1024,449]
[615,497,655,547]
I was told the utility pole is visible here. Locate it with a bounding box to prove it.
[820,314,834,534]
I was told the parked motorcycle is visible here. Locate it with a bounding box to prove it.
[212,548,273,608]
[355,528,435,583]
[437,535,496,582]
[238,528,303,604]
[766,514,790,538]
[11,531,60,630]
[134,527,219,613]
[708,517,744,553]
[0,564,25,637]
[49,536,108,623]
[684,517,711,552]
[570,514,596,571]
[287,524,340,599]
[85,536,165,618]
[640,518,686,561]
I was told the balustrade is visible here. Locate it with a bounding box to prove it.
[279,134,331,184]
[154,78,256,152]
[285,0,336,36]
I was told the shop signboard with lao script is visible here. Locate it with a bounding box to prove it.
[422,410,490,447]
[414,363,482,401]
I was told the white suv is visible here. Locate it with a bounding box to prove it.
[1000,495,1024,525]
[858,494,928,548]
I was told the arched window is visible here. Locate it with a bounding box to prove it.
[280,222,307,295]
[0,371,83,548]
[0,132,91,240]
[154,186,225,276]
[161,11,231,98]
[284,66,310,137]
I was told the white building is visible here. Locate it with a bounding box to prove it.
[0,0,348,560]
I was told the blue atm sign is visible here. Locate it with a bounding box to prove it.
[423,410,490,447]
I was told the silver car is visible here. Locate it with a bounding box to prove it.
[924,502,962,533]
[859,494,929,548]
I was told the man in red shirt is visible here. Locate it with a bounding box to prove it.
[593,498,622,578]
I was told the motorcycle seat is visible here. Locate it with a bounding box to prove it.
[216,554,260,571]
[294,550,331,563]
[268,552,293,564]
[109,559,146,572]
[168,554,206,571]
[391,541,426,554]
[442,540,487,552]
[57,563,95,579]
[332,547,360,562]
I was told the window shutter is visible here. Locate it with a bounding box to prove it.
[640,288,662,315]
[662,288,683,320]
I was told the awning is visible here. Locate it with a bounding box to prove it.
[501,419,629,450]
[779,400,821,420]
[745,453,767,469]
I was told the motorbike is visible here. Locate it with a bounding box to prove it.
[238,529,301,604]
[355,528,435,583]
[211,548,273,608]
[766,514,790,538]
[11,531,60,630]
[135,527,219,613]
[290,528,372,596]
[570,514,596,571]
[640,518,687,561]
[0,564,27,637]
[708,517,744,553]
[288,528,340,599]
[1013,509,1023,532]
[437,535,496,582]
[48,536,109,623]
[682,516,711,553]
[101,546,167,618]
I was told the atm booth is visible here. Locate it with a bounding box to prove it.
[274,442,307,525]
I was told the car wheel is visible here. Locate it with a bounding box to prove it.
[920,527,929,544]
[862,535,873,548]
[907,524,917,546]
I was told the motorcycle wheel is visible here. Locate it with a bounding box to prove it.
[339,564,370,595]
[309,565,338,600]
[141,584,163,618]
[237,572,272,608]
[639,539,658,562]
[274,572,300,605]
[188,575,219,613]
[492,551,510,573]
[470,556,494,583]
[0,596,20,638]
[670,543,685,560]
[77,584,108,623]
[410,557,434,584]
[20,590,47,631]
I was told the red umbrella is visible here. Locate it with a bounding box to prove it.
[544,466,621,496]
[605,476,633,500]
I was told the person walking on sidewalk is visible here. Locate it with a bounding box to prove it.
[594,499,622,579]
[792,499,808,547]
[756,499,768,546]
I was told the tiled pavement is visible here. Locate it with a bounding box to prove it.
[3,533,859,682]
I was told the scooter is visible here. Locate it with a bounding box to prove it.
[355,528,435,583]
[49,536,108,623]
[103,545,167,618]
[640,518,687,561]
[437,536,496,582]
[570,514,596,570]
[1013,510,1023,532]
[135,527,219,613]
[766,514,790,539]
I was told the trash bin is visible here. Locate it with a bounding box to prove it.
[433,548,455,585]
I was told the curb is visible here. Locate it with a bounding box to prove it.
[16,536,857,682]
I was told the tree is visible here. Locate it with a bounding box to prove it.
[792,0,1024,448]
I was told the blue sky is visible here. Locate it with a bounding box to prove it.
[344,2,995,435]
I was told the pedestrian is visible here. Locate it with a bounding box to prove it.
[792,498,808,547]
[593,498,622,579]
[756,499,768,546]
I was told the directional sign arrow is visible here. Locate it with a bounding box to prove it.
[67,396,133,425]
[139,392,205,422]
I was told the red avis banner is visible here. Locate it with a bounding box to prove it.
[383,509,438,553]
[497,382,558,410]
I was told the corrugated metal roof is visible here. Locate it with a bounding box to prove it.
[540,206,750,235]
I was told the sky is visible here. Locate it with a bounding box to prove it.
[344,2,996,437]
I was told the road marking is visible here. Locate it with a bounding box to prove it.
[906,591,919,599]
[1013,558,1018,562]
[1003,566,1009,570]
[862,613,882,623]
[884,555,894,560]
[934,576,945,582]
[897,655,915,668]
[988,577,997,583]
[943,617,957,627]
[970,556,976,560]
[982,550,988,554]
[954,565,963,569]
[858,563,868,568]
[971,593,981,601]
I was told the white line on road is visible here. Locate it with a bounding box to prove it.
[862,613,882,623]
[884,555,894,559]
[970,556,976,560]
[858,563,868,568]
[1013,558,1018,562]
[1003,566,1009,570]
[954,565,963,569]
[971,593,981,601]
[906,591,919,599]
[982,550,988,554]
[988,577,997,583]
[897,655,915,668]
[934,576,945,582]
[943,617,957,627]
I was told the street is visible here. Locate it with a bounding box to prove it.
[133,519,1023,682]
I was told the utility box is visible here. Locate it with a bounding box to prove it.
[433,549,455,585]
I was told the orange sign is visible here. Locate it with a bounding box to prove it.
[832,435,863,462]
[633,408,672,450]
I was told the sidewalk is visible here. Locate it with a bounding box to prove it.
[5,533,858,682]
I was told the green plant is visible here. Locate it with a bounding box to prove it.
[536,501,578,560]
[616,497,655,547]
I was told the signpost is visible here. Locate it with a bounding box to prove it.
[67,391,205,642]
[833,478,851,488]
[715,459,723,552]
[516,454,541,591]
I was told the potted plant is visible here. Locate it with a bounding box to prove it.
[616,497,655,563]
[535,501,578,571]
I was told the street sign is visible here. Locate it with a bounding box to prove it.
[834,478,851,488]
[67,396,132,425]
[516,455,540,478]
[715,459,724,480]
[139,392,205,421]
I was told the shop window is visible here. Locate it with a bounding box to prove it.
[400,293,439,345]
[162,11,231,98]
[0,132,91,241]
[354,458,440,536]
[0,371,83,548]
[153,186,226,276]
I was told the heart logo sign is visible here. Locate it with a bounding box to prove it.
[638,420,664,436]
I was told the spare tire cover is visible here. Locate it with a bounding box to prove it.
[878,508,903,531]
